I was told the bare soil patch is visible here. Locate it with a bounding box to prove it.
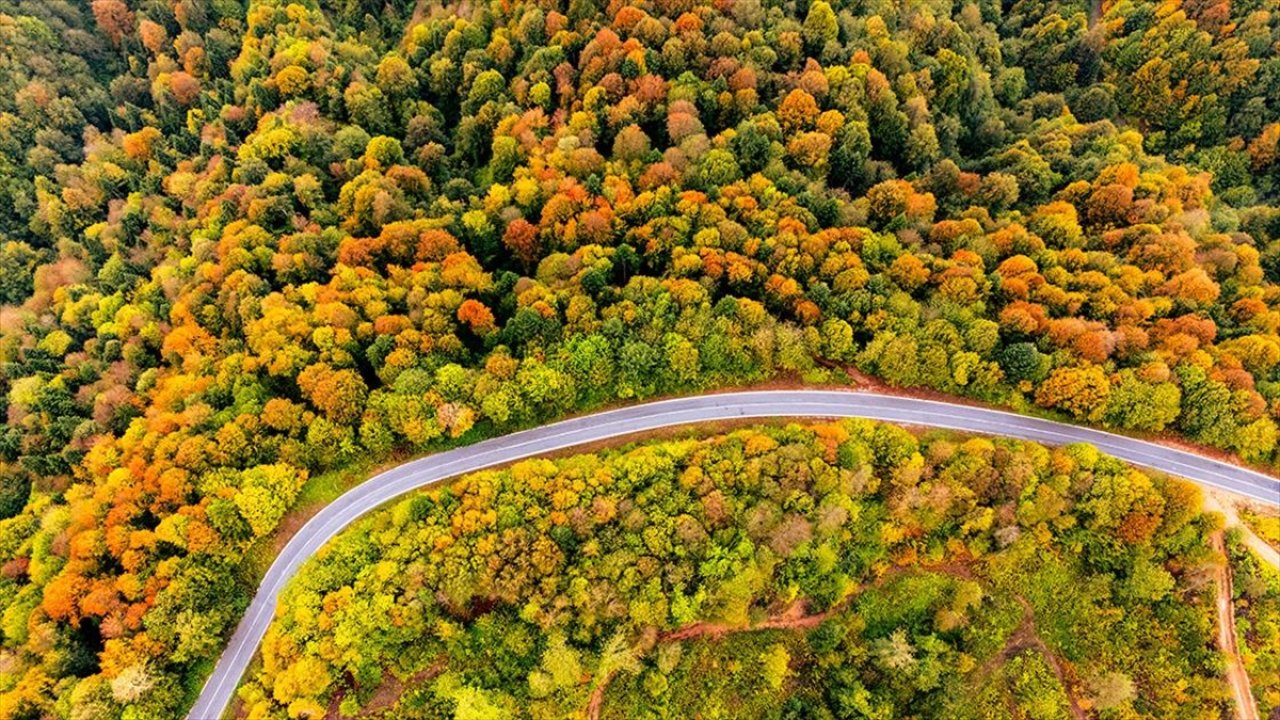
[323,659,446,719]
[1210,530,1260,720]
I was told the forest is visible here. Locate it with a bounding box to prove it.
[241,420,1232,719]
[0,0,1277,716]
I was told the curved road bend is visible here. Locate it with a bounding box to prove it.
[188,390,1280,719]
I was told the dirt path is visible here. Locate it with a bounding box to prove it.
[323,659,446,719]
[1211,530,1261,720]
[659,600,832,642]
[585,600,831,720]
[409,0,429,26]
[1206,492,1280,571]
[1011,598,1087,720]
[587,562,982,720]
[643,562,967,653]
[585,544,1262,720]
[973,597,1086,720]
[586,683,607,720]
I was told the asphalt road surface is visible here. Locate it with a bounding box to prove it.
[187,390,1280,719]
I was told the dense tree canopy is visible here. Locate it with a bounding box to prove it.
[0,0,1277,716]
[244,421,1228,719]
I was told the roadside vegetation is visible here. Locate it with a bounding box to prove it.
[1239,507,1280,552]
[0,0,1278,715]
[242,420,1227,719]
[1227,529,1280,716]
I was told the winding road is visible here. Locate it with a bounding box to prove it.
[187,390,1280,719]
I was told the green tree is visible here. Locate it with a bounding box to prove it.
[1103,372,1181,432]
[802,1,838,55]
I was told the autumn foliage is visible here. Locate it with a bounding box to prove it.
[242,421,1230,718]
[0,0,1278,716]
